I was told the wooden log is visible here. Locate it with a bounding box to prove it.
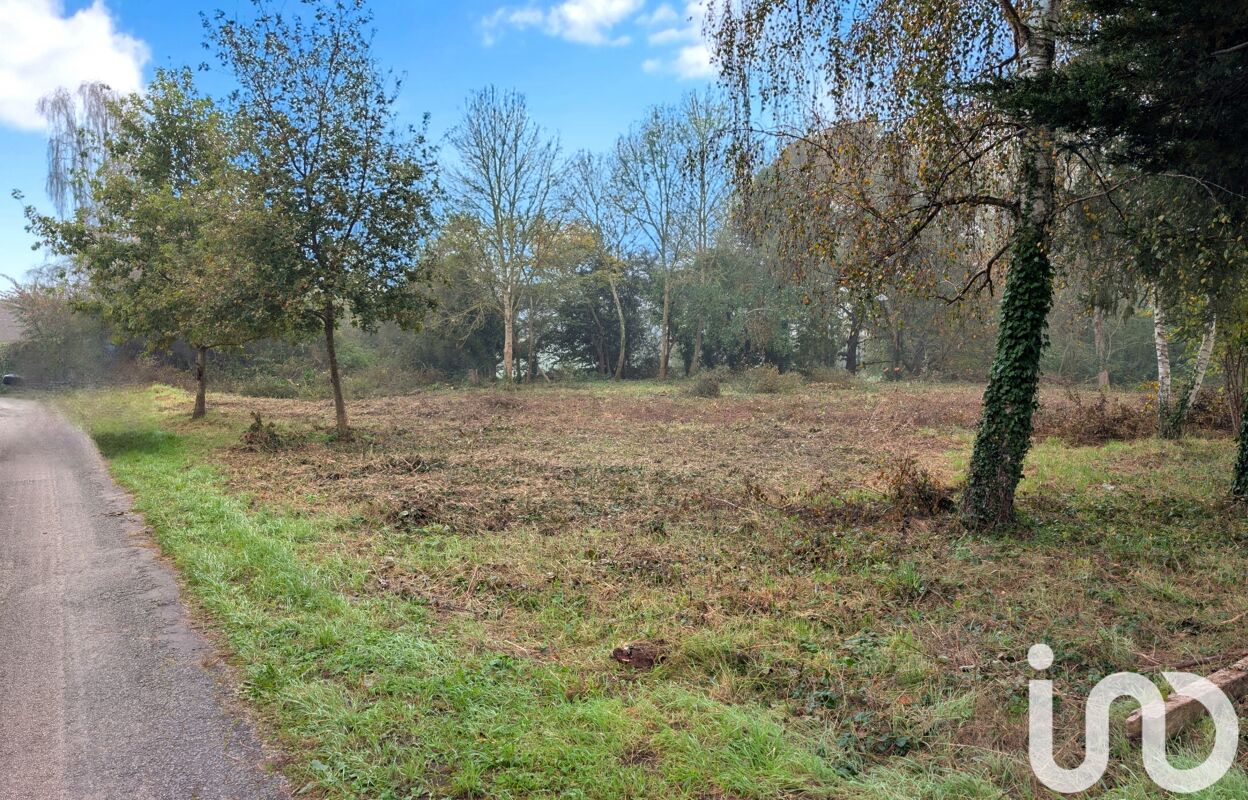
[1126,655,1248,739]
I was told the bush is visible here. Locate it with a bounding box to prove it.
[1034,390,1152,445]
[687,370,722,398]
[880,455,954,517]
[1187,387,1234,433]
[343,365,448,397]
[734,365,803,394]
[239,412,286,451]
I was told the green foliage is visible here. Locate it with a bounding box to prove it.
[962,223,1055,529]
[238,376,299,399]
[982,0,1248,190]
[1235,398,1248,500]
[25,69,298,358]
[0,272,117,386]
[206,0,438,429]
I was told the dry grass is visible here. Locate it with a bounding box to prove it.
[152,380,1248,795]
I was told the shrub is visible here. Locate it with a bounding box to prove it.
[239,412,286,451]
[343,365,447,397]
[735,364,803,394]
[687,370,722,398]
[1187,387,1233,432]
[880,455,954,517]
[1034,390,1152,446]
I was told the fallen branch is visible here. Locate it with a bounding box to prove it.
[1126,655,1248,739]
[1216,610,1248,627]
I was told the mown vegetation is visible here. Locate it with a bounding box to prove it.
[0,0,1243,796]
[65,382,1248,799]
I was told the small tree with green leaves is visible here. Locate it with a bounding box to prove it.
[207,0,438,434]
[23,69,302,418]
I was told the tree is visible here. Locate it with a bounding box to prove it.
[565,151,632,379]
[448,87,560,382]
[38,82,119,219]
[614,105,691,380]
[207,0,438,434]
[678,90,730,374]
[0,267,114,387]
[993,0,1248,487]
[710,0,1073,529]
[24,69,301,418]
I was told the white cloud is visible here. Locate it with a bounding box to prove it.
[640,2,714,80]
[646,26,693,46]
[670,42,714,79]
[0,0,149,131]
[636,3,678,26]
[481,0,645,47]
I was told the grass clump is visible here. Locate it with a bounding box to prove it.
[734,364,804,394]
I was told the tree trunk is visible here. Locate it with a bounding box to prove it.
[324,305,349,435]
[1093,306,1109,390]
[844,309,862,374]
[691,325,704,375]
[525,306,536,384]
[1153,291,1176,436]
[1184,317,1217,414]
[502,295,515,382]
[962,1,1059,530]
[1235,391,1248,500]
[610,277,627,380]
[659,276,672,380]
[192,345,208,420]
[1224,346,1246,435]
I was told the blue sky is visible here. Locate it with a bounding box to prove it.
[0,0,714,282]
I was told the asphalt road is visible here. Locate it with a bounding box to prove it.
[0,398,287,800]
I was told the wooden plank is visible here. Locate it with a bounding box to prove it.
[1126,655,1248,739]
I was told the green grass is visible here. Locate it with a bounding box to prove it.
[61,384,1248,799]
[64,387,849,798]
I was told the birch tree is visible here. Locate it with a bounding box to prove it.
[614,106,689,380]
[449,87,559,381]
[679,90,730,374]
[565,151,631,380]
[38,82,119,219]
[709,0,1072,529]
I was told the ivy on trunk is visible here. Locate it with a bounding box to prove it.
[961,223,1055,529]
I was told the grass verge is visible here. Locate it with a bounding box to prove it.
[62,383,1248,799]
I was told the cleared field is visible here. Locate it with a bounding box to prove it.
[67,381,1248,799]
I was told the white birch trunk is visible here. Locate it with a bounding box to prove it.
[1184,317,1217,414]
[1093,306,1109,390]
[1153,292,1172,415]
